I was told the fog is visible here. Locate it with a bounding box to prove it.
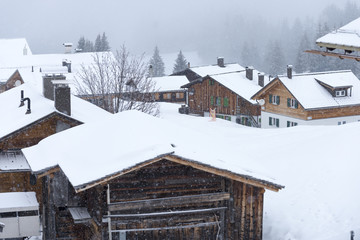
[0,0,355,63]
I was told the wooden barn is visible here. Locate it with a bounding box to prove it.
[30,153,282,240]
[181,67,267,127]
[0,69,24,93]
[23,110,283,240]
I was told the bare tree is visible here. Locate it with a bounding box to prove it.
[75,45,159,116]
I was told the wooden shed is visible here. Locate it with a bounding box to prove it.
[36,154,283,240]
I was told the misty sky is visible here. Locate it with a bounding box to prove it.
[0,0,354,56]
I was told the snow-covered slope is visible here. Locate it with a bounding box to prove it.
[23,102,360,240]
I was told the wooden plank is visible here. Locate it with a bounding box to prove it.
[106,207,227,218]
[305,49,360,61]
[165,155,282,192]
[108,192,230,211]
[110,222,219,233]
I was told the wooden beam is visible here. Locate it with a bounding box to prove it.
[165,155,282,192]
[106,207,227,218]
[36,166,61,178]
[110,222,219,233]
[305,50,360,61]
[108,192,230,211]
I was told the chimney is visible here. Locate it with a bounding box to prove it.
[43,74,66,100]
[54,83,71,115]
[187,62,191,68]
[245,66,254,80]
[23,98,31,114]
[258,73,265,87]
[287,65,293,79]
[217,57,225,67]
[19,90,25,107]
[63,43,73,54]
[23,45,28,56]
[62,59,72,73]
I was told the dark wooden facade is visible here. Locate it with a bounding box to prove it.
[0,112,82,150]
[0,70,24,93]
[154,90,186,103]
[37,155,282,240]
[184,76,260,126]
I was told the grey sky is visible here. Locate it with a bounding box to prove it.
[0,0,354,55]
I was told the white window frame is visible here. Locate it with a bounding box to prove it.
[272,95,279,105]
[335,90,346,97]
[290,99,296,108]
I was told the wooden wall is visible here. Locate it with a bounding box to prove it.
[78,159,265,240]
[187,77,260,117]
[0,114,81,150]
[258,81,360,120]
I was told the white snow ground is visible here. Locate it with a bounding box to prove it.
[23,102,360,240]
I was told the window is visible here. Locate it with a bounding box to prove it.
[167,93,171,99]
[287,98,299,109]
[210,96,214,105]
[287,121,298,127]
[216,97,221,106]
[269,117,279,127]
[209,79,215,86]
[269,94,280,105]
[224,97,229,107]
[176,93,181,98]
[335,90,346,97]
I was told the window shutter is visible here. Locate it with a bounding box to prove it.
[276,118,279,127]
[269,94,273,104]
[276,96,280,105]
[287,121,290,127]
[295,100,299,109]
[269,117,272,126]
[211,96,214,105]
[224,97,229,107]
[287,98,290,107]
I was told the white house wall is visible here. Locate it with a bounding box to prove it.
[261,111,360,128]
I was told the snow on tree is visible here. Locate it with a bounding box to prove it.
[149,46,165,77]
[75,45,159,116]
[173,50,187,73]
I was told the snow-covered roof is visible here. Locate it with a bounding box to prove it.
[0,38,32,59]
[277,70,360,109]
[0,52,114,94]
[316,17,360,50]
[0,151,30,171]
[190,63,245,77]
[0,80,111,139]
[209,69,269,103]
[0,192,38,213]
[23,109,280,189]
[152,75,189,92]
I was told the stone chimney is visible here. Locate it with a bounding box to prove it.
[217,57,225,67]
[43,74,71,115]
[258,73,265,87]
[54,83,71,115]
[287,65,293,79]
[245,67,254,80]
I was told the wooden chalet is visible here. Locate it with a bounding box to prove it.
[151,76,188,103]
[30,153,283,240]
[251,66,360,128]
[306,17,360,61]
[0,69,24,93]
[181,66,267,127]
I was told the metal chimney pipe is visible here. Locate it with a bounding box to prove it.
[23,98,31,114]
[19,90,25,107]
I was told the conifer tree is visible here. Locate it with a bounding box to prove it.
[173,50,187,73]
[295,33,312,73]
[77,37,86,51]
[263,40,286,76]
[101,32,110,51]
[149,46,165,77]
[94,34,102,52]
